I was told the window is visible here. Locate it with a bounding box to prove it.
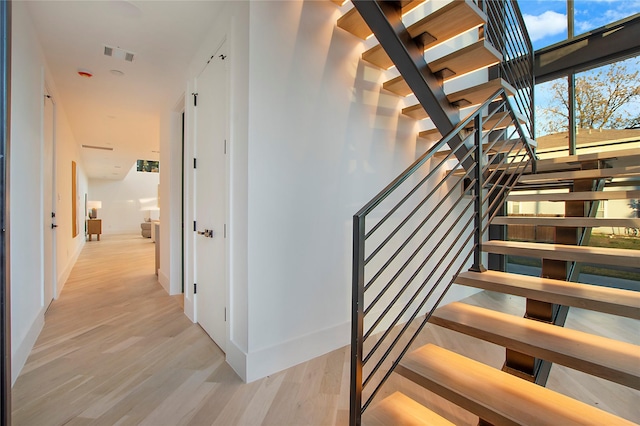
[573,1,640,37]
[519,0,567,50]
[137,159,159,173]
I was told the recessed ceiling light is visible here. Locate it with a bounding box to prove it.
[110,69,125,76]
[114,165,121,168]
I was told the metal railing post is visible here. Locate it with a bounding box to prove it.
[471,115,486,273]
[350,214,365,426]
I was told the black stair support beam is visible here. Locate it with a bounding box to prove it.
[351,0,473,170]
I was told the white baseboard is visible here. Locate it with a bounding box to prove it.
[56,238,84,298]
[245,321,350,383]
[158,269,170,294]
[12,311,45,385]
[226,340,248,382]
[183,294,195,322]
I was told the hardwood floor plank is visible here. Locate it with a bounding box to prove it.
[11,234,639,425]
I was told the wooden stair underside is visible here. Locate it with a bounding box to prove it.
[482,240,640,267]
[403,78,515,120]
[337,0,425,40]
[363,0,486,69]
[430,302,640,390]
[507,189,640,202]
[383,40,502,96]
[365,392,455,426]
[455,270,640,319]
[397,344,637,425]
[492,216,640,228]
[517,165,640,184]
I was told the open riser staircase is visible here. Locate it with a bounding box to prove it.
[332,1,640,425]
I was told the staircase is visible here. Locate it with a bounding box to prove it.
[332,1,640,425]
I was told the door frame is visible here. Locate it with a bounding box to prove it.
[183,38,231,350]
[42,83,57,306]
[1,0,11,423]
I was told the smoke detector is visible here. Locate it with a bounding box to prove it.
[103,45,135,62]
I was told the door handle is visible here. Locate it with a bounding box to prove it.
[197,229,214,238]
[51,224,58,229]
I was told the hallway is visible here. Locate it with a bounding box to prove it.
[11,235,351,425]
[10,234,639,425]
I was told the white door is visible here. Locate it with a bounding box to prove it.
[43,91,56,309]
[194,42,228,351]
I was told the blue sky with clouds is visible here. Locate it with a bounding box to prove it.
[518,0,640,50]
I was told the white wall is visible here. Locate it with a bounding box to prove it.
[169,0,481,383]
[88,166,160,235]
[241,0,478,381]
[10,2,88,383]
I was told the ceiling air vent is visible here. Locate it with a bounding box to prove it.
[103,45,135,62]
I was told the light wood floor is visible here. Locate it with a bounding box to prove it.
[11,234,640,425]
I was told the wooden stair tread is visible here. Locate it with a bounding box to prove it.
[397,344,637,425]
[466,111,525,131]
[363,0,486,69]
[430,302,640,389]
[418,128,441,140]
[383,75,414,97]
[536,148,640,171]
[492,216,640,228]
[432,137,535,159]
[429,40,501,78]
[384,41,502,97]
[518,165,640,184]
[337,0,425,40]
[365,392,455,426]
[403,78,515,120]
[455,270,640,320]
[482,240,640,267]
[507,190,640,202]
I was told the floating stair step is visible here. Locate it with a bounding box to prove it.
[455,270,640,319]
[465,111,525,132]
[418,113,525,142]
[337,0,425,40]
[449,78,516,108]
[331,0,347,6]
[432,137,535,159]
[507,189,640,202]
[402,78,515,120]
[492,216,640,228]
[363,0,486,69]
[536,148,640,172]
[482,240,640,268]
[383,75,414,97]
[418,128,441,140]
[383,41,502,97]
[518,165,640,184]
[429,40,501,79]
[365,392,455,426]
[430,302,640,389]
[397,344,636,425]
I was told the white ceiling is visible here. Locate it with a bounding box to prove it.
[26,0,222,180]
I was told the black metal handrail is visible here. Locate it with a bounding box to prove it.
[350,89,535,425]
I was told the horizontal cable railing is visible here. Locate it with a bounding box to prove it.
[350,89,536,426]
[481,0,535,139]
